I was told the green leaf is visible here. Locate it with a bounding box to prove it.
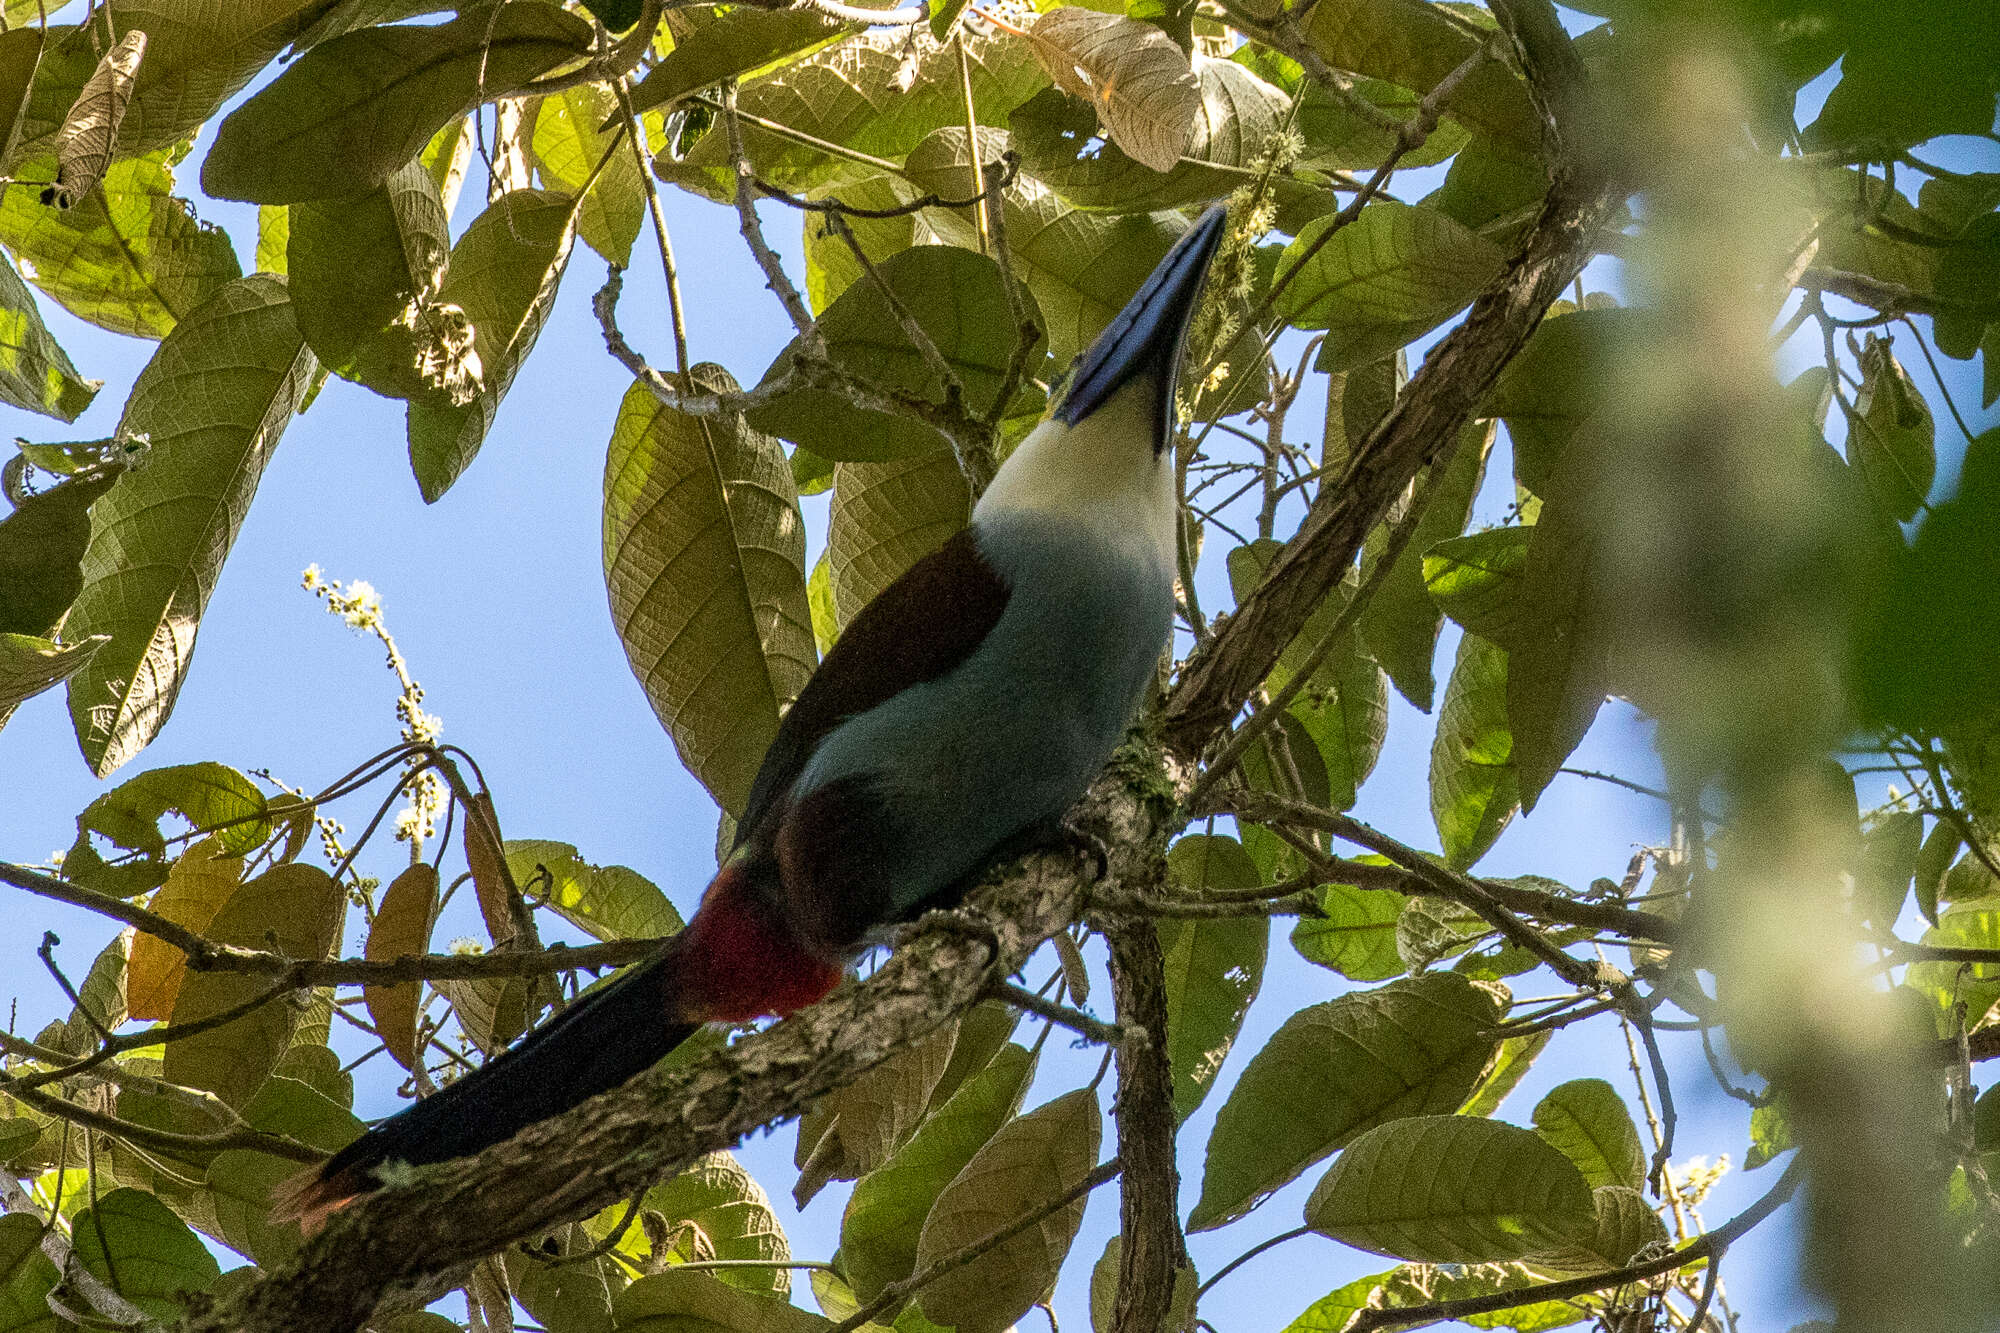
[1291,875,1407,982]
[615,1268,833,1333]
[1236,47,1468,173]
[1530,1079,1645,1192]
[505,1230,615,1333]
[64,762,269,898]
[0,1211,58,1331]
[1430,633,1519,869]
[1907,903,2000,1025]
[1507,429,1610,812]
[1274,202,1505,372]
[652,30,1046,202]
[1849,335,1936,522]
[827,449,971,626]
[1281,1269,1394,1333]
[1088,1234,1197,1333]
[63,277,314,775]
[198,1148,301,1267]
[1189,973,1504,1232]
[0,253,96,420]
[1459,1030,1550,1118]
[1524,1184,1671,1276]
[1360,420,1493,711]
[0,149,241,340]
[586,1152,793,1299]
[1858,809,1922,926]
[808,550,839,654]
[748,245,1048,462]
[1301,0,1541,154]
[844,1043,1036,1300]
[0,624,102,720]
[1423,527,1532,654]
[254,206,288,276]
[795,1020,958,1207]
[628,6,846,116]
[1291,649,1390,811]
[913,1088,1101,1333]
[1161,835,1270,1120]
[1913,823,1960,927]
[505,839,683,942]
[1305,1115,1596,1263]
[603,367,815,817]
[70,1187,220,1319]
[1802,6,2000,151]
[0,469,116,636]
[1377,1261,1593,1332]
[1481,308,1634,497]
[1022,8,1198,172]
[1010,56,1289,214]
[164,863,344,1105]
[203,4,597,203]
[533,82,644,267]
[288,159,465,403]
[1747,1100,1794,1170]
[408,189,580,501]
[802,174,920,315]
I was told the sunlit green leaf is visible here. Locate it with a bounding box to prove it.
[1524,1184,1671,1276]
[1305,1115,1596,1263]
[505,839,683,942]
[0,149,241,340]
[914,1088,1101,1333]
[1430,633,1518,869]
[827,449,971,625]
[1275,202,1504,372]
[1291,873,1407,982]
[408,189,580,501]
[63,762,269,897]
[1162,835,1270,1119]
[1190,973,1504,1231]
[603,367,815,816]
[1423,527,1532,654]
[70,1187,220,1319]
[586,1151,793,1299]
[203,4,596,203]
[1531,1078,1645,1192]
[1023,8,1197,172]
[533,82,644,267]
[64,277,315,775]
[0,254,95,420]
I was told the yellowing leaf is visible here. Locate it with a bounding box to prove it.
[603,368,815,817]
[163,863,344,1106]
[364,863,440,1070]
[1025,9,1198,173]
[127,840,242,1021]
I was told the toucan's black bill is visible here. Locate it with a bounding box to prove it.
[1055,205,1229,437]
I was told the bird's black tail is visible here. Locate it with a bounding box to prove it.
[276,945,699,1230]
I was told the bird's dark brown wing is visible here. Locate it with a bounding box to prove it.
[733,525,1010,850]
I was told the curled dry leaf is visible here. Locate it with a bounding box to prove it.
[465,790,514,948]
[43,30,147,210]
[365,863,441,1070]
[1024,9,1198,173]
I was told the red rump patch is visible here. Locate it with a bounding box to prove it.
[673,866,842,1023]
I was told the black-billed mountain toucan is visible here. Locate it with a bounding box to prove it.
[281,204,1230,1228]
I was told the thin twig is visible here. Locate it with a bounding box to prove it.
[988,979,1127,1046]
[615,75,689,377]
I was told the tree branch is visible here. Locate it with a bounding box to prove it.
[1160,0,1617,755]
[1098,913,1190,1333]
[178,759,1183,1332]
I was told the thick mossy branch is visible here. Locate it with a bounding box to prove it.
[180,766,1180,1333]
